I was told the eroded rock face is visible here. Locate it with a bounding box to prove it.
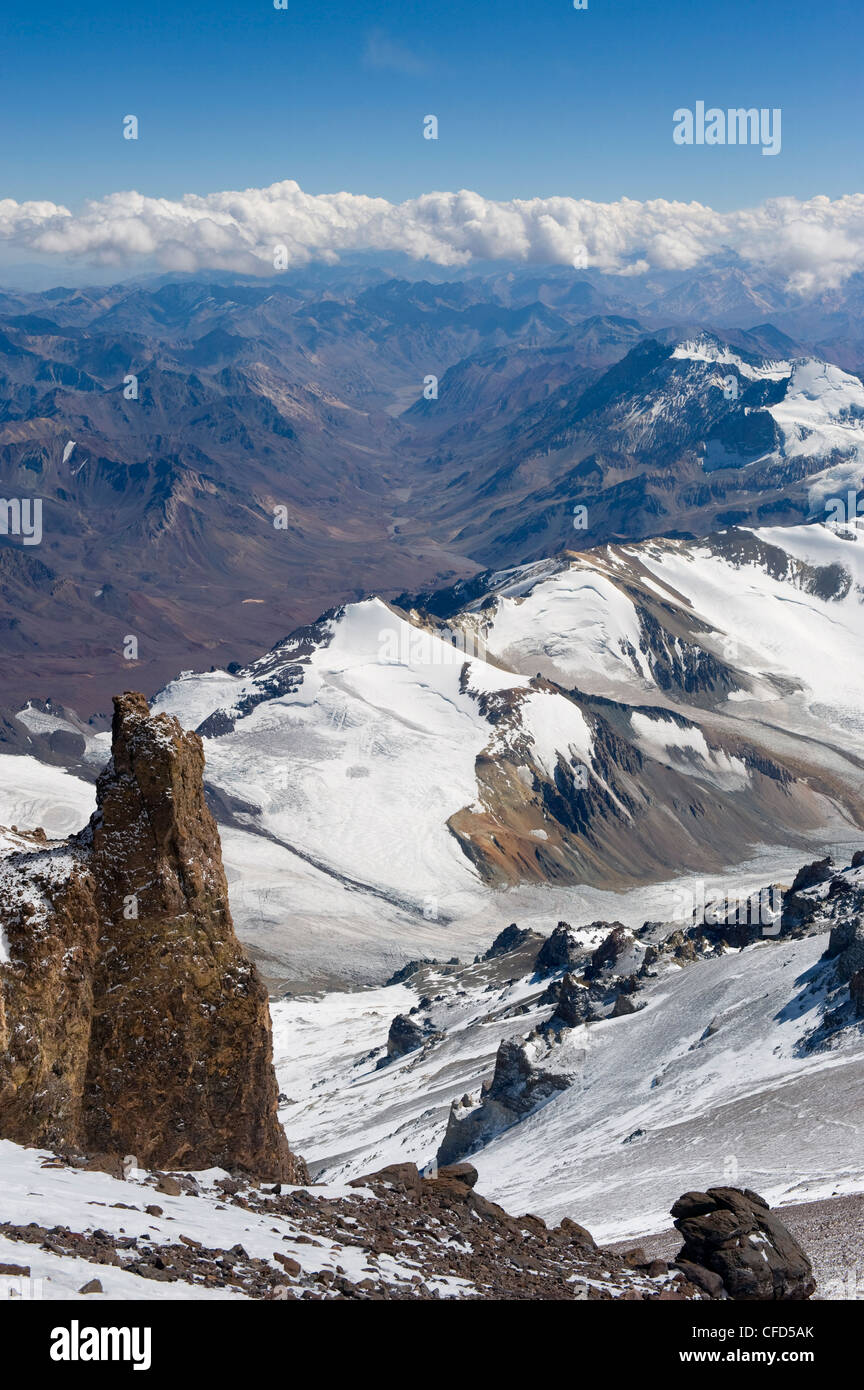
[672,1187,815,1300]
[543,973,590,1031]
[585,924,640,980]
[0,692,305,1182]
[534,921,589,976]
[436,1036,571,1166]
[380,1012,438,1066]
[483,924,538,960]
[789,856,834,893]
[825,917,864,984]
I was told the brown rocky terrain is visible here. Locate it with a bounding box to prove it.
[0,691,305,1181]
[671,1187,815,1300]
[0,1157,815,1300]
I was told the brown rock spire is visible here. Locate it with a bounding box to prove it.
[0,692,306,1182]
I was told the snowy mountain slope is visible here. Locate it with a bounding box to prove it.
[269,856,864,1248]
[2,518,863,982]
[12,702,109,767]
[147,572,860,984]
[768,358,864,502]
[0,1141,480,1301]
[449,520,864,757]
[155,596,591,900]
[0,1133,704,1303]
[613,339,864,490]
[472,934,863,1242]
[402,331,864,568]
[3,521,864,987]
[0,679,846,995]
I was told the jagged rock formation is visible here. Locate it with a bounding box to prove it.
[826,917,864,984]
[425,851,864,1174]
[672,1187,815,1300]
[385,956,460,986]
[481,923,539,961]
[437,1036,572,1166]
[790,856,835,894]
[377,1009,442,1067]
[385,1014,427,1060]
[540,973,590,1032]
[0,692,305,1182]
[584,924,641,980]
[533,921,590,976]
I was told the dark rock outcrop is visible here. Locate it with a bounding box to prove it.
[437,1161,479,1188]
[348,1162,423,1195]
[385,959,434,985]
[437,1036,571,1166]
[542,972,590,1031]
[534,921,589,976]
[672,1187,815,1300]
[825,916,864,983]
[483,923,536,960]
[384,1013,427,1060]
[0,692,305,1182]
[585,924,638,980]
[790,857,834,893]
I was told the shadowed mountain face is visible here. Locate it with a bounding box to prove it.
[1,271,862,712]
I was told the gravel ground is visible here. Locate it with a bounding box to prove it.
[609,1192,864,1299]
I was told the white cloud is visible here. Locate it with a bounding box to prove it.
[2,182,864,291]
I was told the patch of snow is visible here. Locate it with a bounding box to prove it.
[0,757,95,838]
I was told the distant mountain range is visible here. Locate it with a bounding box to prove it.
[1,268,864,712]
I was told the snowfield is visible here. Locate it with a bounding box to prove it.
[270,927,864,1248]
[146,524,864,982]
[153,596,612,982]
[477,520,864,741]
[0,756,94,839]
[473,934,864,1241]
[157,598,529,901]
[669,341,864,507]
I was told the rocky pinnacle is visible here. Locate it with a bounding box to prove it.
[0,692,306,1182]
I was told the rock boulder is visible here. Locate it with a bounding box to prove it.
[672,1187,815,1300]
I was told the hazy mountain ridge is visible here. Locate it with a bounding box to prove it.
[1,271,863,711]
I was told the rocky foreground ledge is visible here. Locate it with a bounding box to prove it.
[0,1151,816,1301]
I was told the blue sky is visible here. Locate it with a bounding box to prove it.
[1,0,860,210]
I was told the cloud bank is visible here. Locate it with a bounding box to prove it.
[2,181,864,292]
